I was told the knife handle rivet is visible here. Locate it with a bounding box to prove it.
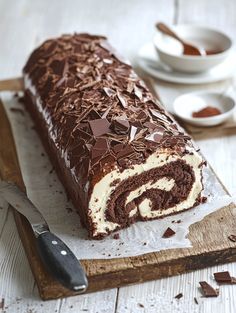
[61,250,67,255]
[52,240,58,245]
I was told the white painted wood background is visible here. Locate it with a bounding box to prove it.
[0,0,236,312]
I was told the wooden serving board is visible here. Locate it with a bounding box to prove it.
[1,98,236,301]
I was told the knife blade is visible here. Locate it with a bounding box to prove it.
[0,179,88,293]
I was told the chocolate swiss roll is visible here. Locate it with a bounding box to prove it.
[23,34,205,239]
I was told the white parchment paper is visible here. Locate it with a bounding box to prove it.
[1,95,235,259]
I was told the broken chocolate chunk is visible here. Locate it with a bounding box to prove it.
[162,227,176,238]
[89,118,110,137]
[199,281,219,297]
[214,271,236,284]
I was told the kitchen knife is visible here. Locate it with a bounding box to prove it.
[0,179,88,293]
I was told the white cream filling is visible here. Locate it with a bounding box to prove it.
[89,149,203,236]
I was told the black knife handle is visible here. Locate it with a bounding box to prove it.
[36,231,88,292]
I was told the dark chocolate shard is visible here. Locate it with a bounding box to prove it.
[136,110,147,121]
[111,119,130,135]
[89,118,110,137]
[149,108,169,123]
[117,91,127,108]
[199,281,219,297]
[116,144,134,160]
[214,271,231,283]
[214,271,236,284]
[91,138,109,160]
[162,227,175,238]
[133,85,143,100]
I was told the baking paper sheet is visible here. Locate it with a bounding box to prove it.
[1,95,235,259]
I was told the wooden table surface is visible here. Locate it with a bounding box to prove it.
[1,0,236,312]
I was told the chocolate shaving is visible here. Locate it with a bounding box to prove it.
[149,108,169,123]
[117,91,127,108]
[103,87,116,97]
[162,227,175,238]
[79,79,101,91]
[133,85,143,100]
[199,281,219,297]
[89,118,110,137]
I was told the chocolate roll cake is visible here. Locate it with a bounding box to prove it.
[23,34,205,239]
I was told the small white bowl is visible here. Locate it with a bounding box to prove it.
[173,91,235,127]
[154,25,233,73]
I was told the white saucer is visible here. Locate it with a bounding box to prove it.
[138,42,236,85]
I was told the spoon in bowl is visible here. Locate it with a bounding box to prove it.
[156,22,206,56]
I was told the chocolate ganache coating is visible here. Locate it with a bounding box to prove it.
[23,33,204,239]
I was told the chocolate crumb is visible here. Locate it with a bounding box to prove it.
[162,227,176,238]
[200,196,207,203]
[113,233,120,240]
[228,234,236,242]
[194,297,199,305]
[49,167,54,174]
[138,303,144,308]
[174,293,183,299]
[199,281,219,297]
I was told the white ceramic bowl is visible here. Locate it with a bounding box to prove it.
[173,91,235,127]
[153,25,233,73]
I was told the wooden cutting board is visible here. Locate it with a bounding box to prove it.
[1,98,236,301]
